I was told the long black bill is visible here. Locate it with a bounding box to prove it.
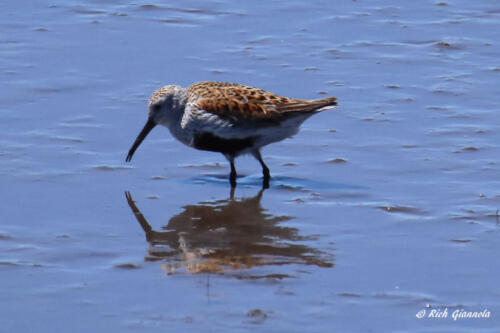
[125,118,156,162]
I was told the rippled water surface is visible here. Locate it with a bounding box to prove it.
[1,0,500,331]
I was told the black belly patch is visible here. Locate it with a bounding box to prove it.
[193,132,255,155]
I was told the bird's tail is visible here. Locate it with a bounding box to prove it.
[276,96,338,114]
[312,96,338,112]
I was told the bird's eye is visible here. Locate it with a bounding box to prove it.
[153,104,161,111]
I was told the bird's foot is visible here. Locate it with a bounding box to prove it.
[229,171,237,188]
[263,168,271,189]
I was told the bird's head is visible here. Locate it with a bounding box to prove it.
[126,85,184,162]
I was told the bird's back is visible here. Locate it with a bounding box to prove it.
[187,81,337,124]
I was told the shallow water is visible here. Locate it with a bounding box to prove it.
[1,0,500,331]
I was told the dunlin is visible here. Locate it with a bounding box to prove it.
[126,81,337,187]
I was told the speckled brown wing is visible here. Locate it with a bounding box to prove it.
[187,81,337,123]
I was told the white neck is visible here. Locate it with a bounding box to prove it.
[155,88,193,145]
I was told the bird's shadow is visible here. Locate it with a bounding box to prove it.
[124,189,334,279]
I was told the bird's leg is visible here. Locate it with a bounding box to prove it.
[225,154,237,188]
[252,150,270,189]
[230,160,237,188]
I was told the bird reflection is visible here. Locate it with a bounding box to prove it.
[125,189,333,278]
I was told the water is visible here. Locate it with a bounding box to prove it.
[1,0,500,331]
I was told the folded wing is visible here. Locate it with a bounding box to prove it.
[187,81,337,123]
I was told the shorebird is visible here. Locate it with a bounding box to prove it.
[126,81,337,187]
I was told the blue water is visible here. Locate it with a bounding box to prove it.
[1,0,500,331]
